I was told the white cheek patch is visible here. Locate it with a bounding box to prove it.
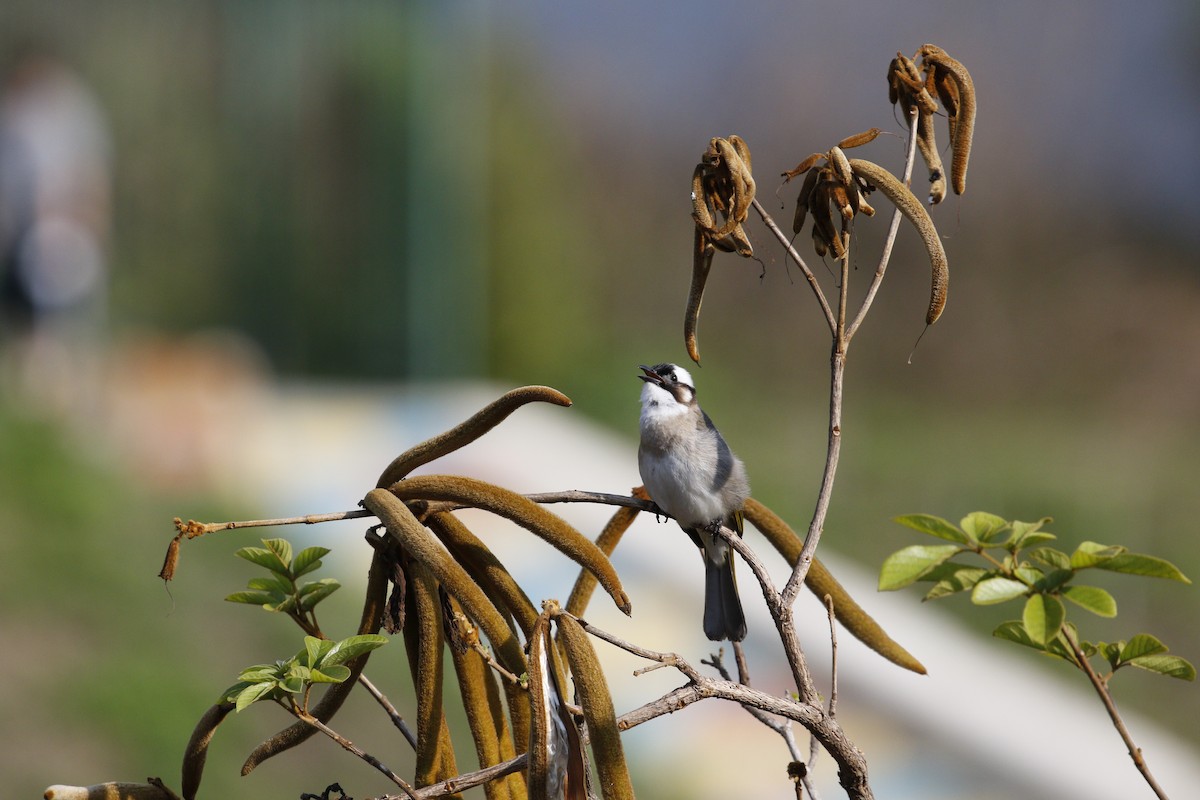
[670,365,695,388]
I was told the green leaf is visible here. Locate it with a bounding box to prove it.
[1118,634,1167,662]
[309,665,353,684]
[247,575,294,594]
[993,621,1054,655]
[1100,641,1124,670]
[922,565,989,600]
[280,673,306,694]
[1023,594,1065,645]
[238,664,283,682]
[234,546,292,576]
[292,546,331,577]
[961,512,1008,544]
[1061,585,1117,617]
[1015,564,1046,585]
[879,544,962,590]
[262,538,294,573]
[1010,518,1054,549]
[1126,655,1196,681]
[1031,568,1072,593]
[304,636,335,668]
[1028,547,1071,571]
[225,590,280,606]
[323,634,389,668]
[893,514,971,544]
[971,577,1029,605]
[1069,541,1126,569]
[1096,553,1191,583]
[297,578,341,611]
[234,681,278,712]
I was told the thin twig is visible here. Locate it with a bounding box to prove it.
[751,198,837,334]
[290,705,417,798]
[356,674,418,751]
[846,103,921,341]
[368,753,530,800]
[1061,627,1171,800]
[174,510,373,537]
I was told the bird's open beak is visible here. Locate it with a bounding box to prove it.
[638,365,661,384]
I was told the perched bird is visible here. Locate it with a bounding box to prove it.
[637,363,750,641]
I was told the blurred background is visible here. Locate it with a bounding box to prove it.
[2,1,1198,798]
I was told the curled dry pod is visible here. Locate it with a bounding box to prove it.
[565,498,642,617]
[684,226,714,365]
[828,146,854,189]
[917,44,976,196]
[376,386,573,488]
[364,489,527,683]
[690,163,717,232]
[848,158,948,323]
[743,498,927,675]
[527,605,586,800]
[429,511,538,637]
[242,545,390,774]
[364,489,532,753]
[791,166,821,235]
[837,127,882,150]
[917,110,947,205]
[709,136,755,238]
[181,701,234,800]
[809,178,846,259]
[446,594,520,800]
[387,475,632,616]
[405,560,460,788]
[555,613,636,800]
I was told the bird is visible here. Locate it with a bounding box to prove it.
[637,363,750,641]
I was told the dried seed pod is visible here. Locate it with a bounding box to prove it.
[376,386,572,488]
[387,476,632,616]
[565,498,642,617]
[556,613,636,800]
[828,145,854,189]
[782,151,823,181]
[429,510,538,637]
[917,110,947,205]
[743,498,927,675]
[527,604,585,800]
[685,226,714,365]
[182,702,234,800]
[848,158,949,323]
[791,166,821,235]
[446,593,520,800]
[406,561,460,787]
[917,44,976,196]
[837,127,882,150]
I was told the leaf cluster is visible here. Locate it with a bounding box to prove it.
[225,538,340,631]
[880,512,1194,681]
[223,633,388,713]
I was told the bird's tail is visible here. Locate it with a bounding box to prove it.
[703,553,746,642]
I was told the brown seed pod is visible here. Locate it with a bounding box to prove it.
[791,166,821,235]
[837,127,882,150]
[848,157,949,323]
[386,475,632,616]
[556,613,636,799]
[684,226,715,365]
[743,498,927,674]
[376,386,572,488]
[917,44,976,196]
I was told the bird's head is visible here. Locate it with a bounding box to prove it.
[638,363,696,409]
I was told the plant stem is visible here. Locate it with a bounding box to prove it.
[1061,627,1171,799]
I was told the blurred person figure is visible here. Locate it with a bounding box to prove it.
[0,48,111,416]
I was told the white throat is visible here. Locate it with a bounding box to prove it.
[640,381,688,425]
